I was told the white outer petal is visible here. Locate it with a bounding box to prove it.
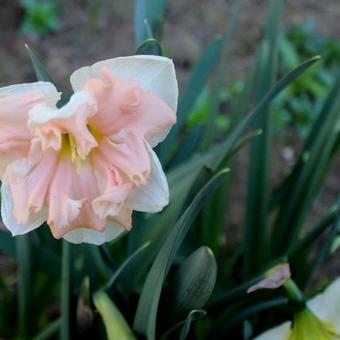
[0,81,60,106]
[125,142,169,213]
[28,91,97,128]
[1,183,47,236]
[253,321,291,340]
[307,277,340,333]
[62,221,126,245]
[70,55,178,111]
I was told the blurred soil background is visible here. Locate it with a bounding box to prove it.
[0,0,339,284]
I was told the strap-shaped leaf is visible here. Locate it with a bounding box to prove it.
[179,310,207,340]
[243,0,283,278]
[103,242,150,294]
[133,169,229,340]
[135,38,163,56]
[93,291,136,340]
[25,44,54,83]
[160,37,223,163]
[134,0,167,47]
[0,230,15,257]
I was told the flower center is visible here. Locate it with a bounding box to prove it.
[61,133,84,173]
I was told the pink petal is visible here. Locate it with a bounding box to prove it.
[83,74,176,146]
[0,91,45,176]
[47,157,105,238]
[29,91,98,157]
[97,131,151,186]
[3,149,58,225]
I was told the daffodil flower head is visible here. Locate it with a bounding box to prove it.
[0,55,178,244]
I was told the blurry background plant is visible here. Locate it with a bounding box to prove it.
[20,0,60,38]
[0,0,339,339]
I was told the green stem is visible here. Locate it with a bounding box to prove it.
[283,279,305,310]
[60,240,71,340]
[16,235,31,339]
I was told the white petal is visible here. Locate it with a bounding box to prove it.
[0,81,60,106]
[62,221,126,245]
[125,142,169,213]
[28,91,97,128]
[70,55,178,111]
[1,183,47,236]
[253,321,291,340]
[307,277,340,333]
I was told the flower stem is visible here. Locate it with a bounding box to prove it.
[283,279,305,310]
[16,235,31,339]
[60,240,71,340]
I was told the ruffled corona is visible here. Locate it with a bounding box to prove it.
[0,55,178,244]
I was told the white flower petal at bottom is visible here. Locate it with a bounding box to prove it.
[62,221,126,245]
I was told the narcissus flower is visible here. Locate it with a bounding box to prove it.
[0,55,178,244]
[254,277,340,340]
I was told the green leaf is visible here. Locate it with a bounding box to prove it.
[25,44,54,83]
[16,235,32,338]
[60,240,71,340]
[207,56,321,172]
[271,71,340,256]
[169,246,217,316]
[0,230,15,257]
[32,318,60,340]
[134,0,167,47]
[217,298,288,335]
[160,36,223,163]
[133,169,229,340]
[179,310,207,340]
[103,242,150,294]
[288,202,340,258]
[306,204,340,281]
[203,0,242,149]
[127,154,213,276]
[159,310,206,340]
[135,38,163,56]
[166,124,205,169]
[243,0,283,278]
[129,55,319,281]
[93,291,136,340]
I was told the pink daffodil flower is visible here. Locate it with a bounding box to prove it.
[0,55,178,244]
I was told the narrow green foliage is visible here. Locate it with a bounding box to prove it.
[288,202,340,258]
[16,236,31,339]
[135,38,163,56]
[159,310,206,340]
[0,231,16,257]
[25,44,54,84]
[134,0,167,47]
[271,71,340,255]
[133,169,229,340]
[33,319,61,340]
[199,0,242,256]
[215,299,288,336]
[179,310,207,340]
[203,0,242,149]
[243,0,283,278]
[103,242,150,294]
[93,291,136,340]
[160,37,223,163]
[60,240,71,340]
